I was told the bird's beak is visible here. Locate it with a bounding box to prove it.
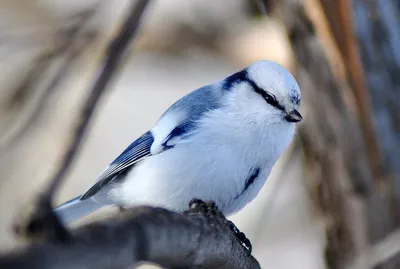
[284,109,302,123]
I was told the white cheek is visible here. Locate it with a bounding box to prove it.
[232,85,263,110]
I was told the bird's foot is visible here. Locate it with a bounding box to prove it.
[187,198,252,255]
[227,220,252,254]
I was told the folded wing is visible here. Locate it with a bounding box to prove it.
[80,131,154,200]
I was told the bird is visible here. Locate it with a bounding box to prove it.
[54,60,302,224]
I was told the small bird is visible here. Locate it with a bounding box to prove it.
[55,60,302,224]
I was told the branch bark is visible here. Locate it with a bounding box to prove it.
[1,201,260,269]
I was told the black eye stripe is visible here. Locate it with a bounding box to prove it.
[244,76,284,111]
[223,70,247,90]
[222,69,285,110]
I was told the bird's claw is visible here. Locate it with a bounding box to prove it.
[187,199,252,254]
[227,220,252,254]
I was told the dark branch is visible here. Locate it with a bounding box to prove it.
[1,200,260,269]
[14,0,150,241]
[44,0,150,203]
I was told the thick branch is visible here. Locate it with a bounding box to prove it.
[1,201,260,269]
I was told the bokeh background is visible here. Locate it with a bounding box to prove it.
[0,1,399,268]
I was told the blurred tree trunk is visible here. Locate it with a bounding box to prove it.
[269,0,400,268]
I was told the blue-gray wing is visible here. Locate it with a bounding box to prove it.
[80,84,226,200]
[80,131,154,200]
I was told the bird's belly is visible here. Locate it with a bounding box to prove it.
[110,143,270,215]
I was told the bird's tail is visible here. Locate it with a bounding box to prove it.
[54,196,104,224]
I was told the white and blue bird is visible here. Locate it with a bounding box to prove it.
[55,60,302,223]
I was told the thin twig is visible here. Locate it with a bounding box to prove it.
[14,0,150,241]
[44,0,150,200]
[0,7,98,151]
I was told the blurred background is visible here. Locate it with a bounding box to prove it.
[0,0,399,268]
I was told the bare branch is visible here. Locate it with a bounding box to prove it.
[44,0,150,202]
[1,200,260,269]
[14,0,150,241]
[0,7,99,151]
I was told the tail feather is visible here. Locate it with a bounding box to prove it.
[54,196,104,224]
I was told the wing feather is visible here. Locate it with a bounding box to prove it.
[80,84,224,201]
[80,131,154,199]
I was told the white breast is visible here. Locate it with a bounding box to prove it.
[110,103,295,215]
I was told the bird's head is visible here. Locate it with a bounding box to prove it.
[222,60,302,124]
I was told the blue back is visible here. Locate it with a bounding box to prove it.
[157,83,226,145]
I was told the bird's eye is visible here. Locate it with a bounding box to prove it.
[264,92,277,105]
